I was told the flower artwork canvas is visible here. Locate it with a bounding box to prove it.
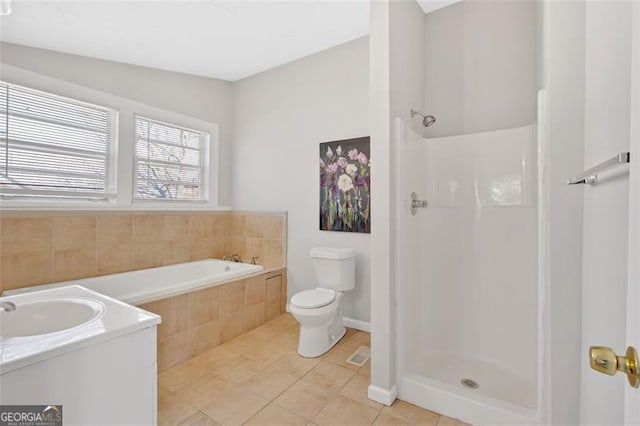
[319,137,371,233]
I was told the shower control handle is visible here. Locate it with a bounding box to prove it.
[589,345,639,388]
[410,192,428,216]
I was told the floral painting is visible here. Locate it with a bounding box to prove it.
[319,137,371,233]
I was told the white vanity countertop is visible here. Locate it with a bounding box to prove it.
[0,285,161,375]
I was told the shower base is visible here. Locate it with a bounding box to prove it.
[399,354,539,425]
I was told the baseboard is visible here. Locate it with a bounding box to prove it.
[368,384,398,406]
[342,317,371,332]
[285,304,371,333]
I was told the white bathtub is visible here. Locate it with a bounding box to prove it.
[4,259,264,305]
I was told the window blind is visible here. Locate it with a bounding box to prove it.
[135,116,206,201]
[0,82,116,200]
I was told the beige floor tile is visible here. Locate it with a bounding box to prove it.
[323,340,363,371]
[313,394,381,426]
[345,330,371,347]
[302,360,356,395]
[174,373,236,410]
[159,360,216,392]
[211,355,266,384]
[272,327,300,350]
[373,412,412,425]
[381,400,440,425]
[359,360,371,377]
[200,388,269,426]
[244,341,291,365]
[158,386,197,426]
[245,403,308,426]
[339,372,382,409]
[270,350,322,378]
[190,343,244,369]
[268,313,298,329]
[437,416,470,426]
[273,380,333,420]
[178,412,221,426]
[240,370,298,400]
[244,323,284,341]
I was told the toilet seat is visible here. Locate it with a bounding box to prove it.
[291,288,336,309]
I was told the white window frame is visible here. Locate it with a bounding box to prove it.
[0,80,119,204]
[132,114,210,204]
[0,65,222,211]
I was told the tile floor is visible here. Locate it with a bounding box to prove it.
[158,313,468,426]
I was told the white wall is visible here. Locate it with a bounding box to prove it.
[0,42,235,205]
[544,1,586,424]
[230,37,371,322]
[580,2,631,424]
[422,0,537,138]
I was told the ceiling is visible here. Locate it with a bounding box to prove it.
[0,0,459,82]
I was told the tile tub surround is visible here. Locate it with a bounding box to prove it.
[158,312,468,426]
[139,268,288,371]
[0,210,286,293]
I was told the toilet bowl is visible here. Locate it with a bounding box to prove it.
[290,289,346,357]
[290,247,356,358]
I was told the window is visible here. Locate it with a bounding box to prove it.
[0,81,117,200]
[134,116,207,202]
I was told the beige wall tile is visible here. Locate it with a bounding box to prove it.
[132,242,163,270]
[189,320,221,358]
[158,332,190,371]
[230,214,245,237]
[53,247,97,282]
[189,215,213,241]
[222,281,246,317]
[133,215,164,243]
[163,241,190,266]
[52,216,96,250]
[189,238,213,261]
[189,286,222,327]
[2,217,52,255]
[221,311,246,342]
[1,251,52,290]
[228,237,245,259]
[97,243,133,275]
[263,215,284,241]
[97,215,132,246]
[246,303,266,330]
[163,215,189,242]
[244,237,263,264]
[263,239,284,268]
[146,294,189,340]
[212,214,230,238]
[211,239,228,259]
[244,215,264,238]
[246,276,266,306]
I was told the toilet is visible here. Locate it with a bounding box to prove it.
[290,247,356,358]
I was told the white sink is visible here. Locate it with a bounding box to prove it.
[0,297,105,341]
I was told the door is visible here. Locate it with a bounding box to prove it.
[580,1,640,424]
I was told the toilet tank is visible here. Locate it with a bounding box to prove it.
[310,247,356,291]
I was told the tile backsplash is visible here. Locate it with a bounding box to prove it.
[0,210,286,293]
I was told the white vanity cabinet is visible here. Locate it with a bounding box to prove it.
[0,286,161,426]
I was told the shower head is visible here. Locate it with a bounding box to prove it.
[410,109,436,127]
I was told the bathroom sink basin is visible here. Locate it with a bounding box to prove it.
[0,298,105,340]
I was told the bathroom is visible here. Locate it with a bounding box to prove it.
[1,0,639,425]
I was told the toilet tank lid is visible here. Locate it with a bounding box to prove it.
[310,247,356,260]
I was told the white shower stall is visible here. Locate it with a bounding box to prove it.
[394,112,545,424]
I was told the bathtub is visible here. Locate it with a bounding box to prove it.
[4,259,264,305]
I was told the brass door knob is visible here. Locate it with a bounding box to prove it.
[589,345,639,388]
